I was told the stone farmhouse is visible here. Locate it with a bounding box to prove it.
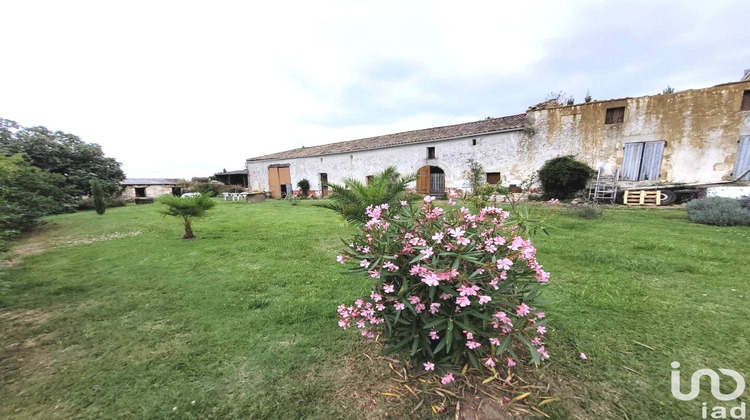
[247,78,750,199]
[121,178,184,201]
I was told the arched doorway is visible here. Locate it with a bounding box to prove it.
[416,166,445,197]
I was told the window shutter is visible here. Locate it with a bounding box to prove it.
[734,136,750,180]
[621,142,644,180]
[639,141,665,180]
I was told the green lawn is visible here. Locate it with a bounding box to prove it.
[0,200,748,419]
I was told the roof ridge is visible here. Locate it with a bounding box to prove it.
[247,113,526,162]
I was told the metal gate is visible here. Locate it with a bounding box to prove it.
[430,172,445,194]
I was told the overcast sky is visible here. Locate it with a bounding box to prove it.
[1,1,748,179]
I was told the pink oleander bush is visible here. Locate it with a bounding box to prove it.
[336,196,551,384]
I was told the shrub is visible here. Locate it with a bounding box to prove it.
[739,195,750,209]
[317,166,417,224]
[336,197,551,383]
[188,182,242,197]
[686,197,750,226]
[297,179,311,198]
[0,154,65,249]
[158,194,216,239]
[90,179,106,215]
[537,156,594,200]
[565,202,603,219]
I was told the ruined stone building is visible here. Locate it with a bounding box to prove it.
[246,78,750,199]
[121,178,184,201]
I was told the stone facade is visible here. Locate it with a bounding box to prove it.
[120,178,183,201]
[246,80,750,197]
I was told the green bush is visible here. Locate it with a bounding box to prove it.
[188,182,242,197]
[0,154,66,249]
[686,197,750,226]
[566,202,603,219]
[537,156,594,200]
[317,166,417,224]
[336,200,551,383]
[297,179,310,198]
[90,179,106,215]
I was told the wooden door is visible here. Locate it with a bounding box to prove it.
[268,167,281,198]
[416,166,430,194]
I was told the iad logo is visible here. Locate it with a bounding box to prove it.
[671,361,747,419]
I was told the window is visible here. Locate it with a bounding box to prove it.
[605,106,625,124]
[366,175,374,185]
[734,136,750,180]
[621,141,666,181]
[486,172,501,185]
[427,147,436,159]
[741,90,750,111]
[472,139,477,146]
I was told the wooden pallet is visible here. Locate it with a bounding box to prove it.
[623,190,661,206]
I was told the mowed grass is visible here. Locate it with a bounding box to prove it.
[0,200,748,419]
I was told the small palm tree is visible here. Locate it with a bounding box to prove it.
[158,194,216,239]
[317,166,417,224]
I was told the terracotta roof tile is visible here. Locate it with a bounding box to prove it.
[247,114,526,161]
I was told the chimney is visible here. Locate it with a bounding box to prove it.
[743,69,750,81]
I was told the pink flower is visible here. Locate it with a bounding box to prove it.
[536,326,547,335]
[448,199,456,206]
[506,357,516,367]
[421,273,439,287]
[359,259,370,268]
[370,292,382,302]
[516,303,530,317]
[478,295,491,305]
[394,302,405,310]
[424,362,435,371]
[440,372,455,385]
[466,341,481,349]
[448,227,465,238]
[429,302,441,314]
[456,236,470,246]
[485,357,496,367]
[376,303,385,311]
[457,284,480,296]
[408,295,421,305]
[497,258,513,270]
[489,338,500,346]
[509,236,525,251]
[415,303,426,313]
[424,195,435,203]
[368,270,380,278]
[463,330,474,340]
[429,330,440,340]
[535,312,546,319]
[383,261,398,271]
[383,283,395,293]
[580,352,588,360]
[419,247,434,260]
[439,293,452,300]
[431,232,444,243]
[400,200,408,206]
[456,296,471,307]
[336,255,348,264]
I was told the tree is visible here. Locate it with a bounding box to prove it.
[316,166,417,224]
[0,120,125,200]
[90,179,106,215]
[537,156,594,200]
[297,178,310,198]
[158,194,216,239]
[0,154,65,248]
